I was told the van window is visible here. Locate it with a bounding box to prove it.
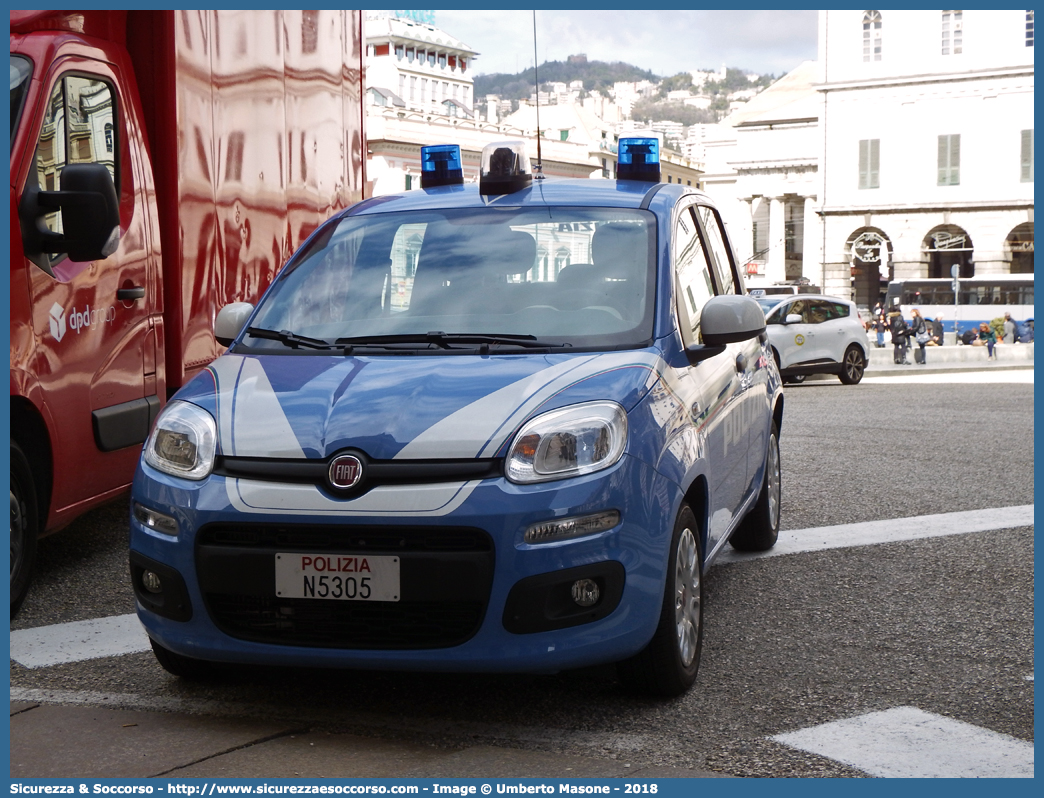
[35,74,117,251]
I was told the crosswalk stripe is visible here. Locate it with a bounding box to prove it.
[716,504,1033,564]
[10,613,149,669]
[771,706,1034,778]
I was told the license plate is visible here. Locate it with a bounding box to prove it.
[275,553,400,602]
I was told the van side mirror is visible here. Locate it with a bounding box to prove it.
[20,162,120,274]
[685,295,767,366]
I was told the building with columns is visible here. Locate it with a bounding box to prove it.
[817,9,1034,306]
[701,61,822,290]
[703,10,1033,307]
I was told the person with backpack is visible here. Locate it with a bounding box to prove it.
[909,308,929,364]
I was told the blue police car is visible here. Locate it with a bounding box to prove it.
[130,138,784,696]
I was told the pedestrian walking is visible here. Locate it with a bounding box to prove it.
[888,304,910,364]
[872,302,887,347]
[910,308,929,364]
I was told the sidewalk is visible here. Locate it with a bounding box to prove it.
[10,699,732,779]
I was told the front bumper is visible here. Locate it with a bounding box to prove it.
[129,455,677,673]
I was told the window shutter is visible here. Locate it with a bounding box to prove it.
[1021,129,1033,182]
[859,140,869,189]
[937,135,948,185]
[870,139,880,188]
[950,134,960,185]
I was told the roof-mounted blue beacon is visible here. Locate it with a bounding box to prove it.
[479,140,532,195]
[420,144,464,189]
[617,136,661,183]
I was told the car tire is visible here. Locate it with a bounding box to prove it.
[617,504,703,697]
[729,421,781,552]
[838,345,866,385]
[783,374,806,385]
[10,441,39,619]
[150,637,218,680]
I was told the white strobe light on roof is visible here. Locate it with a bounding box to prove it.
[479,141,532,195]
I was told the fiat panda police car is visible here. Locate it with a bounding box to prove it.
[130,138,784,696]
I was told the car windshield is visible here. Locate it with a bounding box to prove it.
[246,206,657,353]
[753,296,784,316]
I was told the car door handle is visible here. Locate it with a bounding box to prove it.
[117,286,146,301]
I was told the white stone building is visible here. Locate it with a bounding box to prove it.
[702,10,1034,307]
[818,9,1034,306]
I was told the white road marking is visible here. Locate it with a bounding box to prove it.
[716,504,1034,565]
[10,613,149,669]
[771,706,1034,778]
[10,505,1033,669]
[863,368,1033,384]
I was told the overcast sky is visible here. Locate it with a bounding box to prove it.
[434,10,819,79]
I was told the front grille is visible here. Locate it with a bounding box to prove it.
[205,594,484,649]
[196,523,495,649]
[198,523,492,552]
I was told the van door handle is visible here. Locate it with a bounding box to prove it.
[117,286,145,301]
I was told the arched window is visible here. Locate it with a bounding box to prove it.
[862,11,882,62]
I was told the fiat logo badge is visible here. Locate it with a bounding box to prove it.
[328,454,364,490]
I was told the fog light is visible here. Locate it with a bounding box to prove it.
[141,570,163,594]
[133,502,178,537]
[571,578,600,608]
[523,510,620,544]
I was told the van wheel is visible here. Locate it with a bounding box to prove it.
[617,504,703,697]
[730,421,781,552]
[838,345,866,384]
[150,638,217,680]
[10,442,39,619]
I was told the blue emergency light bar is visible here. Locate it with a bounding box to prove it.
[420,144,464,188]
[617,137,661,183]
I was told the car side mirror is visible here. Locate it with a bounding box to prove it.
[785,313,802,325]
[20,162,120,274]
[215,302,255,346]
[685,295,767,366]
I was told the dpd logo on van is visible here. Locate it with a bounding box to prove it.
[49,302,117,342]
[48,303,67,342]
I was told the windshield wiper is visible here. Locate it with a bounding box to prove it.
[334,331,571,352]
[245,327,336,350]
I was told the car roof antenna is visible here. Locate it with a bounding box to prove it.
[532,10,544,180]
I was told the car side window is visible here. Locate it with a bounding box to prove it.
[830,301,850,318]
[806,299,837,324]
[674,205,718,344]
[695,205,739,295]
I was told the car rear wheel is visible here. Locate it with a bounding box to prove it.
[617,504,703,697]
[10,441,39,619]
[729,421,781,552]
[838,345,866,384]
[150,638,218,680]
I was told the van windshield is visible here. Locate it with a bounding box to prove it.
[246,206,657,354]
[10,56,32,146]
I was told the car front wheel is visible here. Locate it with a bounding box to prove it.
[617,504,703,697]
[838,345,866,384]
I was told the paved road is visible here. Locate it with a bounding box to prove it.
[10,369,1034,778]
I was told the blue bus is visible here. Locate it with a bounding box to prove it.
[884,275,1033,336]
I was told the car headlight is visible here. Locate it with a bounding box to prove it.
[506,401,627,484]
[144,400,217,480]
